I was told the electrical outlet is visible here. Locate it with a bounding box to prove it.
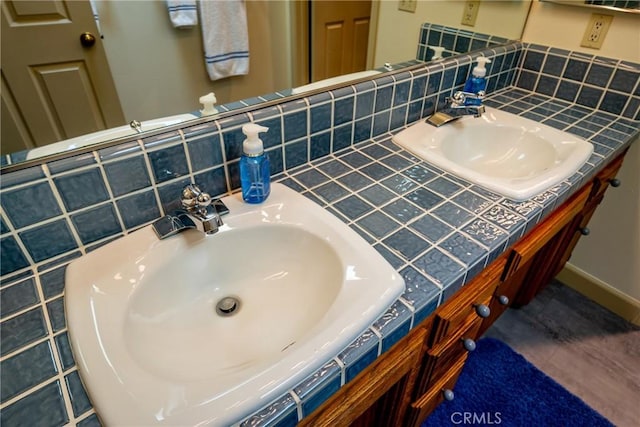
[398,0,417,13]
[581,13,613,49]
[461,0,480,26]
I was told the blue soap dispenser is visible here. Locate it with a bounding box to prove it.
[240,123,270,204]
[463,56,492,105]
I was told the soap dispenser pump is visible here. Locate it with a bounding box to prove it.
[240,123,270,204]
[463,56,492,105]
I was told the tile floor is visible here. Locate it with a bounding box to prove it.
[484,280,640,427]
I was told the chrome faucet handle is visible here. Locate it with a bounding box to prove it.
[181,184,210,211]
[129,120,142,134]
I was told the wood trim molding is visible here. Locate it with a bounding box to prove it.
[557,263,640,326]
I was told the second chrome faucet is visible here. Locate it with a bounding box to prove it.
[152,184,229,239]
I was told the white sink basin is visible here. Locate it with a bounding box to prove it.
[26,113,197,160]
[65,183,403,426]
[392,107,593,200]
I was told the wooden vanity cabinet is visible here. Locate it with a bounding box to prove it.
[304,152,627,426]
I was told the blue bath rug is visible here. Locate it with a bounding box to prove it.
[423,337,613,427]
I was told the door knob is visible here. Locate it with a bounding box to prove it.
[80,32,96,48]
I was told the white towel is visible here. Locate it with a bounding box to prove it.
[199,0,250,81]
[167,0,198,28]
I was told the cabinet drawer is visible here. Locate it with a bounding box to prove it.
[406,354,467,427]
[430,258,504,346]
[425,316,482,390]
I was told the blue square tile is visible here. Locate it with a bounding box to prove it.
[339,328,379,383]
[312,182,350,203]
[334,96,354,125]
[359,163,394,181]
[294,360,342,416]
[314,160,348,179]
[65,370,92,417]
[157,177,192,213]
[440,232,487,267]
[411,75,427,101]
[390,106,408,130]
[292,169,330,189]
[310,131,331,160]
[103,156,151,197]
[399,266,440,325]
[148,145,189,183]
[393,81,411,106]
[373,300,412,353]
[285,139,309,169]
[432,202,474,228]
[267,148,284,176]
[333,195,373,220]
[0,167,45,189]
[382,198,422,222]
[71,204,121,245]
[402,165,438,183]
[0,277,38,316]
[360,143,392,160]
[47,297,65,332]
[194,166,228,198]
[357,211,400,239]
[354,117,373,143]
[482,205,526,232]
[187,133,223,171]
[116,191,161,229]
[576,86,604,109]
[382,228,429,260]
[255,116,283,150]
[357,184,397,206]
[19,220,77,263]
[332,123,353,151]
[517,70,537,91]
[2,183,62,229]
[405,188,443,210]
[1,341,57,402]
[355,90,375,119]
[600,91,629,115]
[0,380,68,426]
[283,110,308,142]
[413,247,465,289]
[141,131,182,150]
[340,152,371,169]
[54,169,109,211]
[0,217,9,235]
[379,154,413,171]
[609,68,639,93]
[523,50,545,72]
[536,75,559,97]
[0,308,47,356]
[310,103,332,134]
[337,172,373,192]
[563,59,589,82]
[372,111,390,137]
[375,85,393,112]
[54,332,76,371]
[409,214,453,243]
[585,63,614,87]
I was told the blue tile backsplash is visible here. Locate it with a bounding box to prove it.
[1,40,638,426]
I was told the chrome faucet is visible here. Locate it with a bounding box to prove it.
[426,91,486,127]
[129,120,143,134]
[152,184,229,239]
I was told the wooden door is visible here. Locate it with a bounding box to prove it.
[311,0,372,82]
[1,0,124,152]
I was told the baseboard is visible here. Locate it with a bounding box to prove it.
[556,264,640,326]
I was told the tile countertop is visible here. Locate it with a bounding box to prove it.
[237,87,639,426]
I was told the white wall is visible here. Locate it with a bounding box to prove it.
[96,0,293,122]
[522,0,640,302]
[522,0,640,63]
[374,0,532,67]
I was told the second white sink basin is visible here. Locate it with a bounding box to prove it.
[392,107,593,200]
[65,184,403,426]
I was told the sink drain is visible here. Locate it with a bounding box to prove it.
[215,296,241,316]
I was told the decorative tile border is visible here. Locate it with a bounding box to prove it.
[0,40,638,426]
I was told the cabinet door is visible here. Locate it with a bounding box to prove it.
[300,327,426,427]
